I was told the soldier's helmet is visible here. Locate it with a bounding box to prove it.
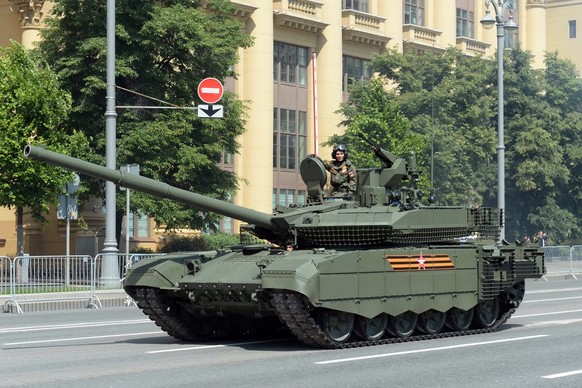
[331,144,348,159]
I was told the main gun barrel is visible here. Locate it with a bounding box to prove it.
[24,145,278,232]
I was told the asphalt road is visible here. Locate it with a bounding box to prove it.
[1,278,581,388]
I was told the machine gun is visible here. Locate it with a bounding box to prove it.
[356,133,427,208]
[357,132,399,168]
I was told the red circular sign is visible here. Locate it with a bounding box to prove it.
[197,77,224,104]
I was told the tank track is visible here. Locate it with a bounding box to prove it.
[271,291,515,349]
[132,287,285,342]
[133,286,515,348]
[133,287,207,342]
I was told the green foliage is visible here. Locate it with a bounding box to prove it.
[346,47,582,244]
[0,41,80,220]
[159,236,207,253]
[329,77,426,171]
[204,233,242,250]
[130,246,154,254]
[37,0,253,232]
[159,233,240,253]
[501,48,580,241]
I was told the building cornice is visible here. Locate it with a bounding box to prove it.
[273,0,327,33]
[341,10,390,47]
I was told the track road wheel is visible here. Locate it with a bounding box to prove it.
[386,311,418,338]
[445,307,474,332]
[417,309,446,335]
[355,314,388,341]
[318,309,355,344]
[472,298,500,329]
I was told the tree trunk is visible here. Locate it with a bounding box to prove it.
[16,206,24,256]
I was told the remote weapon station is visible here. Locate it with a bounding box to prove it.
[25,139,544,348]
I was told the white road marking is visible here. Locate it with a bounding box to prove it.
[0,319,152,333]
[542,369,582,379]
[522,319,582,327]
[526,287,582,294]
[513,308,582,318]
[523,296,582,303]
[314,335,549,365]
[4,331,162,346]
[147,338,287,354]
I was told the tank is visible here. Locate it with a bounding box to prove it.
[24,143,545,348]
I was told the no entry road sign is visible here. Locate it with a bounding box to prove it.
[197,77,224,104]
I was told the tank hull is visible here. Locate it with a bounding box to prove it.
[124,243,544,347]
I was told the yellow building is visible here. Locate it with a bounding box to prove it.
[546,0,582,70]
[0,0,576,256]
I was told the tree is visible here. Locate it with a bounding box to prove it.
[0,42,83,255]
[371,48,497,207]
[328,78,426,172]
[502,48,579,242]
[349,47,582,243]
[37,0,254,234]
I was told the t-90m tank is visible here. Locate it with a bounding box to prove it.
[24,142,545,348]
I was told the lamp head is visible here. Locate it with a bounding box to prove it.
[480,10,496,30]
[504,15,518,31]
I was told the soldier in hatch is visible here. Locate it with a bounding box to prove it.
[323,144,356,198]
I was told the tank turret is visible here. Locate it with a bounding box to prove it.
[25,143,500,248]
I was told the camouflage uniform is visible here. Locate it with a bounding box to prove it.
[324,159,356,197]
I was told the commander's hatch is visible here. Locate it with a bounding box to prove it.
[299,156,327,203]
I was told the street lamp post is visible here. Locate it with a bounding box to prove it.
[480,0,518,242]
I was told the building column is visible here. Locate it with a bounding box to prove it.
[316,1,343,156]
[431,2,455,48]
[9,0,47,48]
[378,1,403,52]
[239,1,274,214]
[525,0,547,69]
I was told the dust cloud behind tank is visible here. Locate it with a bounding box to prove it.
[24,140,544,348]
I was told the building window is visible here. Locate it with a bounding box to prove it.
[128,212,149,239]
[273,108,307,170]
[342,55,372,92]
[221,151,233,165]
[274,42,308,86]
[342,0,369,13]
[217,194,234,234]
[456,8,474,38]
[273,189,307,209]
[403,0,425,26]
[569,20,577,39]
[218,217,233,234]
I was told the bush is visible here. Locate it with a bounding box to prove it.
[130,246,154,254]
[205,233,241,250]
[159,236,206,253]
[158,233,241,253]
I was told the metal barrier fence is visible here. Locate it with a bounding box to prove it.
[1,256,12,302]
[2,253,163,313]
[93,253,160,306]
[6,255,95,313]
[542,245,580,280]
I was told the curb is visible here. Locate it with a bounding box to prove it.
[2,293,132,313]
